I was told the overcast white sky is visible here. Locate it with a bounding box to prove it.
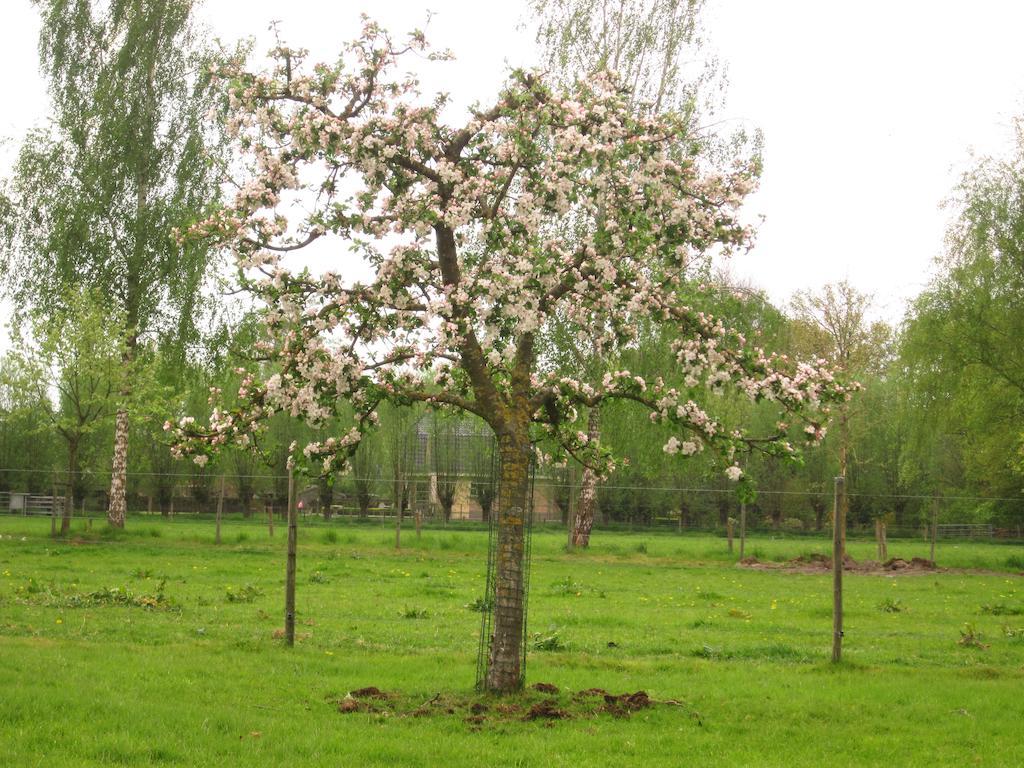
[2,0,1023,341]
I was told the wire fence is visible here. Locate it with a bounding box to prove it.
[2,466,1024,542]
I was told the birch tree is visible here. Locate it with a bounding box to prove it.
[2,0,222,527]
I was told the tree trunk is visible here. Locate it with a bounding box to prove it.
[319,475,332,520]
[394,477,404,550]
[107,408,129,527]
[62,439,80,536]
[485,432,531,693]
[481,496,493,524]
[570,406,600,548]
[215,475,224,545]
[284,469,297,646]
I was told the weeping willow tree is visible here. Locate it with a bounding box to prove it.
[2,0,222,526]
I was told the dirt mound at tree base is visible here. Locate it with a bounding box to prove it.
[740,554,940,575]
[530,682,560,694]
[602,691,652,717]
[883,557,936,570]
[332,686,689,725]
[525,700,570,720]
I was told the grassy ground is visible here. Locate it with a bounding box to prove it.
[1,514,1023,767]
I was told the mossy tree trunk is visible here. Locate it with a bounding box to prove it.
[485,427,532,693]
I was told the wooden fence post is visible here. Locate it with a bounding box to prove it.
[832,476,845,663]
[566,469,575,549]
[50,479,58,538]
[739,501,747,560]
[284,468,297,647]
[215,476,225,545]
[930,497,939,564]
[880,521,888,561]
[50,483,57,536]
[62,483,72,537]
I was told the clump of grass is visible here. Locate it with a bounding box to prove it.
[133,568,153,579]
[552,576,583,596]
[696,590,724,601]
[15,578,173,610]
[531,631,566,651]
[728,608,752,620]
[692,644,721,660]
[634,542,648,554]
[438,538,454,550]
[322,530,339,544]
[980,603,1024,616]
[1005,554,1024,570]
[147,528,162,538]
[225,584,263,603]
[879,597,904,613]
[1000,625,1024,641]
[234,531,249,543]
[401,606,429,619]
[465,596,492,613]
[309,571,329,584]
[958,623,989,649]
[549,576,607,599]
[692,644,811,663]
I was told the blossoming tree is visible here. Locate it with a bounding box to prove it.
[168,21,849,692]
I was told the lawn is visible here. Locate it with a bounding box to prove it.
[1,515,1023,767]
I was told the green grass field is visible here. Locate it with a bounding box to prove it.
[2,515,1023,767]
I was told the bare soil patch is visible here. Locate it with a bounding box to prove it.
[739,554,939,575]
[332,684,687,725]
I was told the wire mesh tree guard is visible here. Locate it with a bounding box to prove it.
[475,444,536,691]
